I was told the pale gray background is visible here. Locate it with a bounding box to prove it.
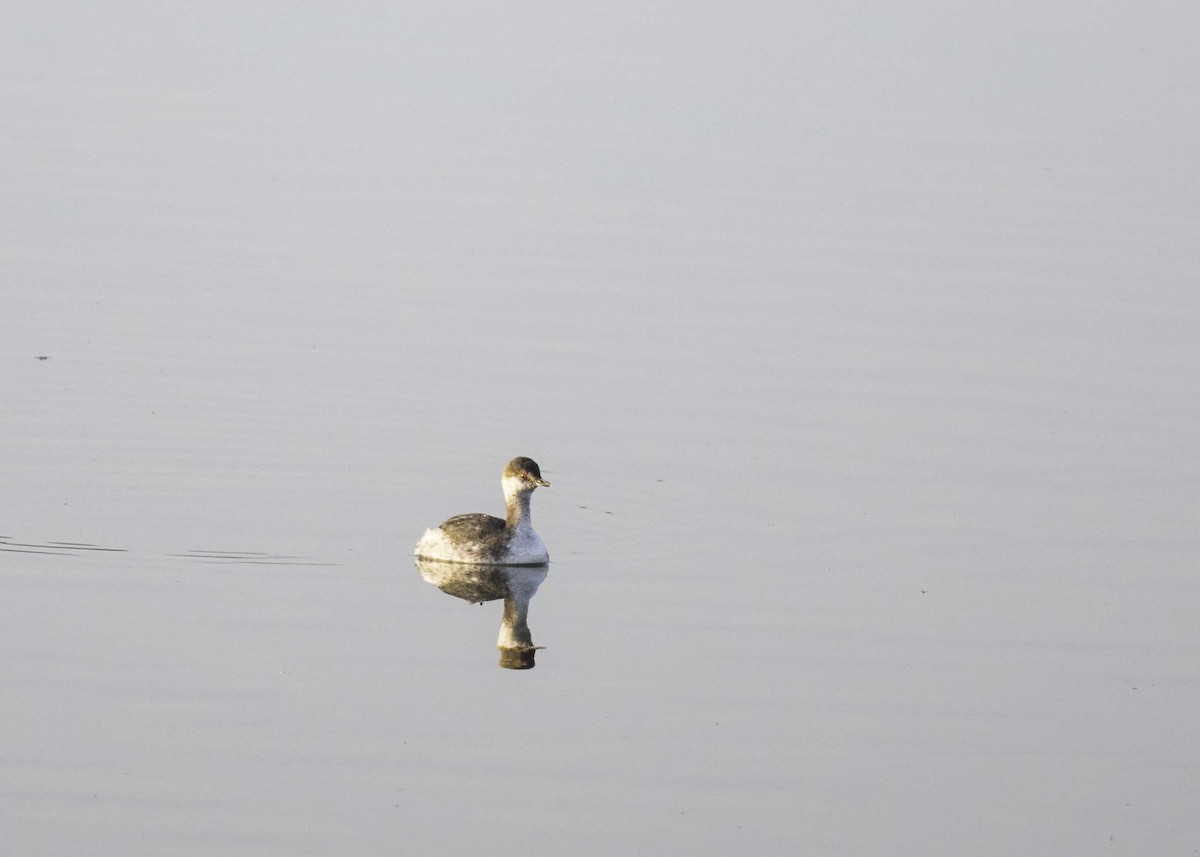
[3,3,1198,855]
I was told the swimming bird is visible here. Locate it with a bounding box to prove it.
[414,457,550,565]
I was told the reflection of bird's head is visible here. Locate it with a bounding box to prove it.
[498,646,539,670]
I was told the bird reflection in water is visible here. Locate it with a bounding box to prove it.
[415,558,549,670]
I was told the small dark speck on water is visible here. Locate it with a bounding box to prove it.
[36,355,49,360]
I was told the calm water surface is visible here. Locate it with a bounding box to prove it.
[3,4,1199,855]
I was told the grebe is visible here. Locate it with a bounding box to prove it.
[414,457,550,565]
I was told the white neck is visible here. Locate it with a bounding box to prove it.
[502,476,534,529]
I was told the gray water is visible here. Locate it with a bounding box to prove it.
[3,4,1199,855]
